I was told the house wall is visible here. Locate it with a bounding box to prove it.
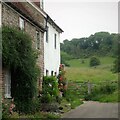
[2,2,45,97]
[0,2,2,100]
[44,22,61,76]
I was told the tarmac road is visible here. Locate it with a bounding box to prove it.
[61,101,119,118]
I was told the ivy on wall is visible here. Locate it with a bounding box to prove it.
[2,26,40,113]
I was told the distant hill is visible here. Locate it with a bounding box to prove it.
[60,32,119,59]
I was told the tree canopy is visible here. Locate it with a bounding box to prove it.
[61,32,119,59]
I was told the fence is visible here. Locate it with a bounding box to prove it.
[67,80,118,95]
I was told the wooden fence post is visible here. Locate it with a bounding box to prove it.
[87,80,92,94]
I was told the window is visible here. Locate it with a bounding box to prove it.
[54,34,57,49]
[36,31,41,49]
[19,17,25,30]
[54,72,57,77]
[46,70,49,76]
[51,71,54,76]
[46,26,49,43]
[4,70,11,98]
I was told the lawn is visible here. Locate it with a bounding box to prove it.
[65,67,117,83]
[66,56,117,83]
[65,56,118,103]
[67,56,115,68]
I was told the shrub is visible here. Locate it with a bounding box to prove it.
[58,64,67,98]
[84,82,117,101]
[2,99,11,118]
[41,76,59,103]
[112,56,120,73]
[2,26,40,113]
[89,56,100,67]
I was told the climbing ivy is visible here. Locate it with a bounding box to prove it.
[2,26,40,113]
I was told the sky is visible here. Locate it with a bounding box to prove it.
[44,0,118,42]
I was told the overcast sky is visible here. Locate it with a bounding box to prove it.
[44,0,118,42]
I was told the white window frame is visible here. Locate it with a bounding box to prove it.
[4,70,11,98]
[54,33,57,49]
[36,31,41,49]
[19,17,25,30]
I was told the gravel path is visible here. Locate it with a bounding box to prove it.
[61,101,119,118]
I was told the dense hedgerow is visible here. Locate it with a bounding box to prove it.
[2,26,40,113]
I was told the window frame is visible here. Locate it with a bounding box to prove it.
[19,17,25,30]
[54,33,57,49]
[4,69,11,98]
[36,30,41,50]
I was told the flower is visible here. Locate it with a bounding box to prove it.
[59,76,63,81]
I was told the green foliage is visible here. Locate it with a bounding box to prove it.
[65,59,117,84]
[112,35,120,73]
[65,56,118,103]
[84,82,118,101]
[58,64,67,97]
[2,99,11,118]
[61,32,119,59]
[89,56,100,67]
[41,76,59,103]
[2,26,40,113]
[112,56,120,73]
[6,110,60,119]
[61,51,72,66]
[64,82,83,109]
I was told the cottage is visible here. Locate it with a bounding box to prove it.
[1,0,46,99]
[44,15,63,76]
[0,0,63,101]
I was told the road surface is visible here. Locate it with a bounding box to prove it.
[61,101,119,118]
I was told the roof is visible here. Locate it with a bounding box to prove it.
[46,14,64,33]
[4,0,63,33]
[4,1,46,32]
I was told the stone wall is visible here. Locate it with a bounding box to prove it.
[2,2,45,97]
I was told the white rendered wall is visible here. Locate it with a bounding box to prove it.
[44,22,61,76]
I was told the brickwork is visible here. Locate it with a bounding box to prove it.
[1,69,5,99]
[0,70,2,97]
[2,2,45,97]
[2,3,19,27]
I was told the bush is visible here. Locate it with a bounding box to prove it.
[112,56,120,73]
[89,56,100,67]
[84,82,117,101]
[41,76,59,103]
[2,26,40,113]
[61,51,71,67]
[2,99,11,118]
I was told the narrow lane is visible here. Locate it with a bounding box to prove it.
[61,101,118,118]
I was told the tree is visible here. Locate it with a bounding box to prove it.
[61,32,118,58]
[89,56,100,67]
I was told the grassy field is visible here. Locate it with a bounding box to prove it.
[66,56,117,83]
[65,56,118,103]
[67,56,115,68]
